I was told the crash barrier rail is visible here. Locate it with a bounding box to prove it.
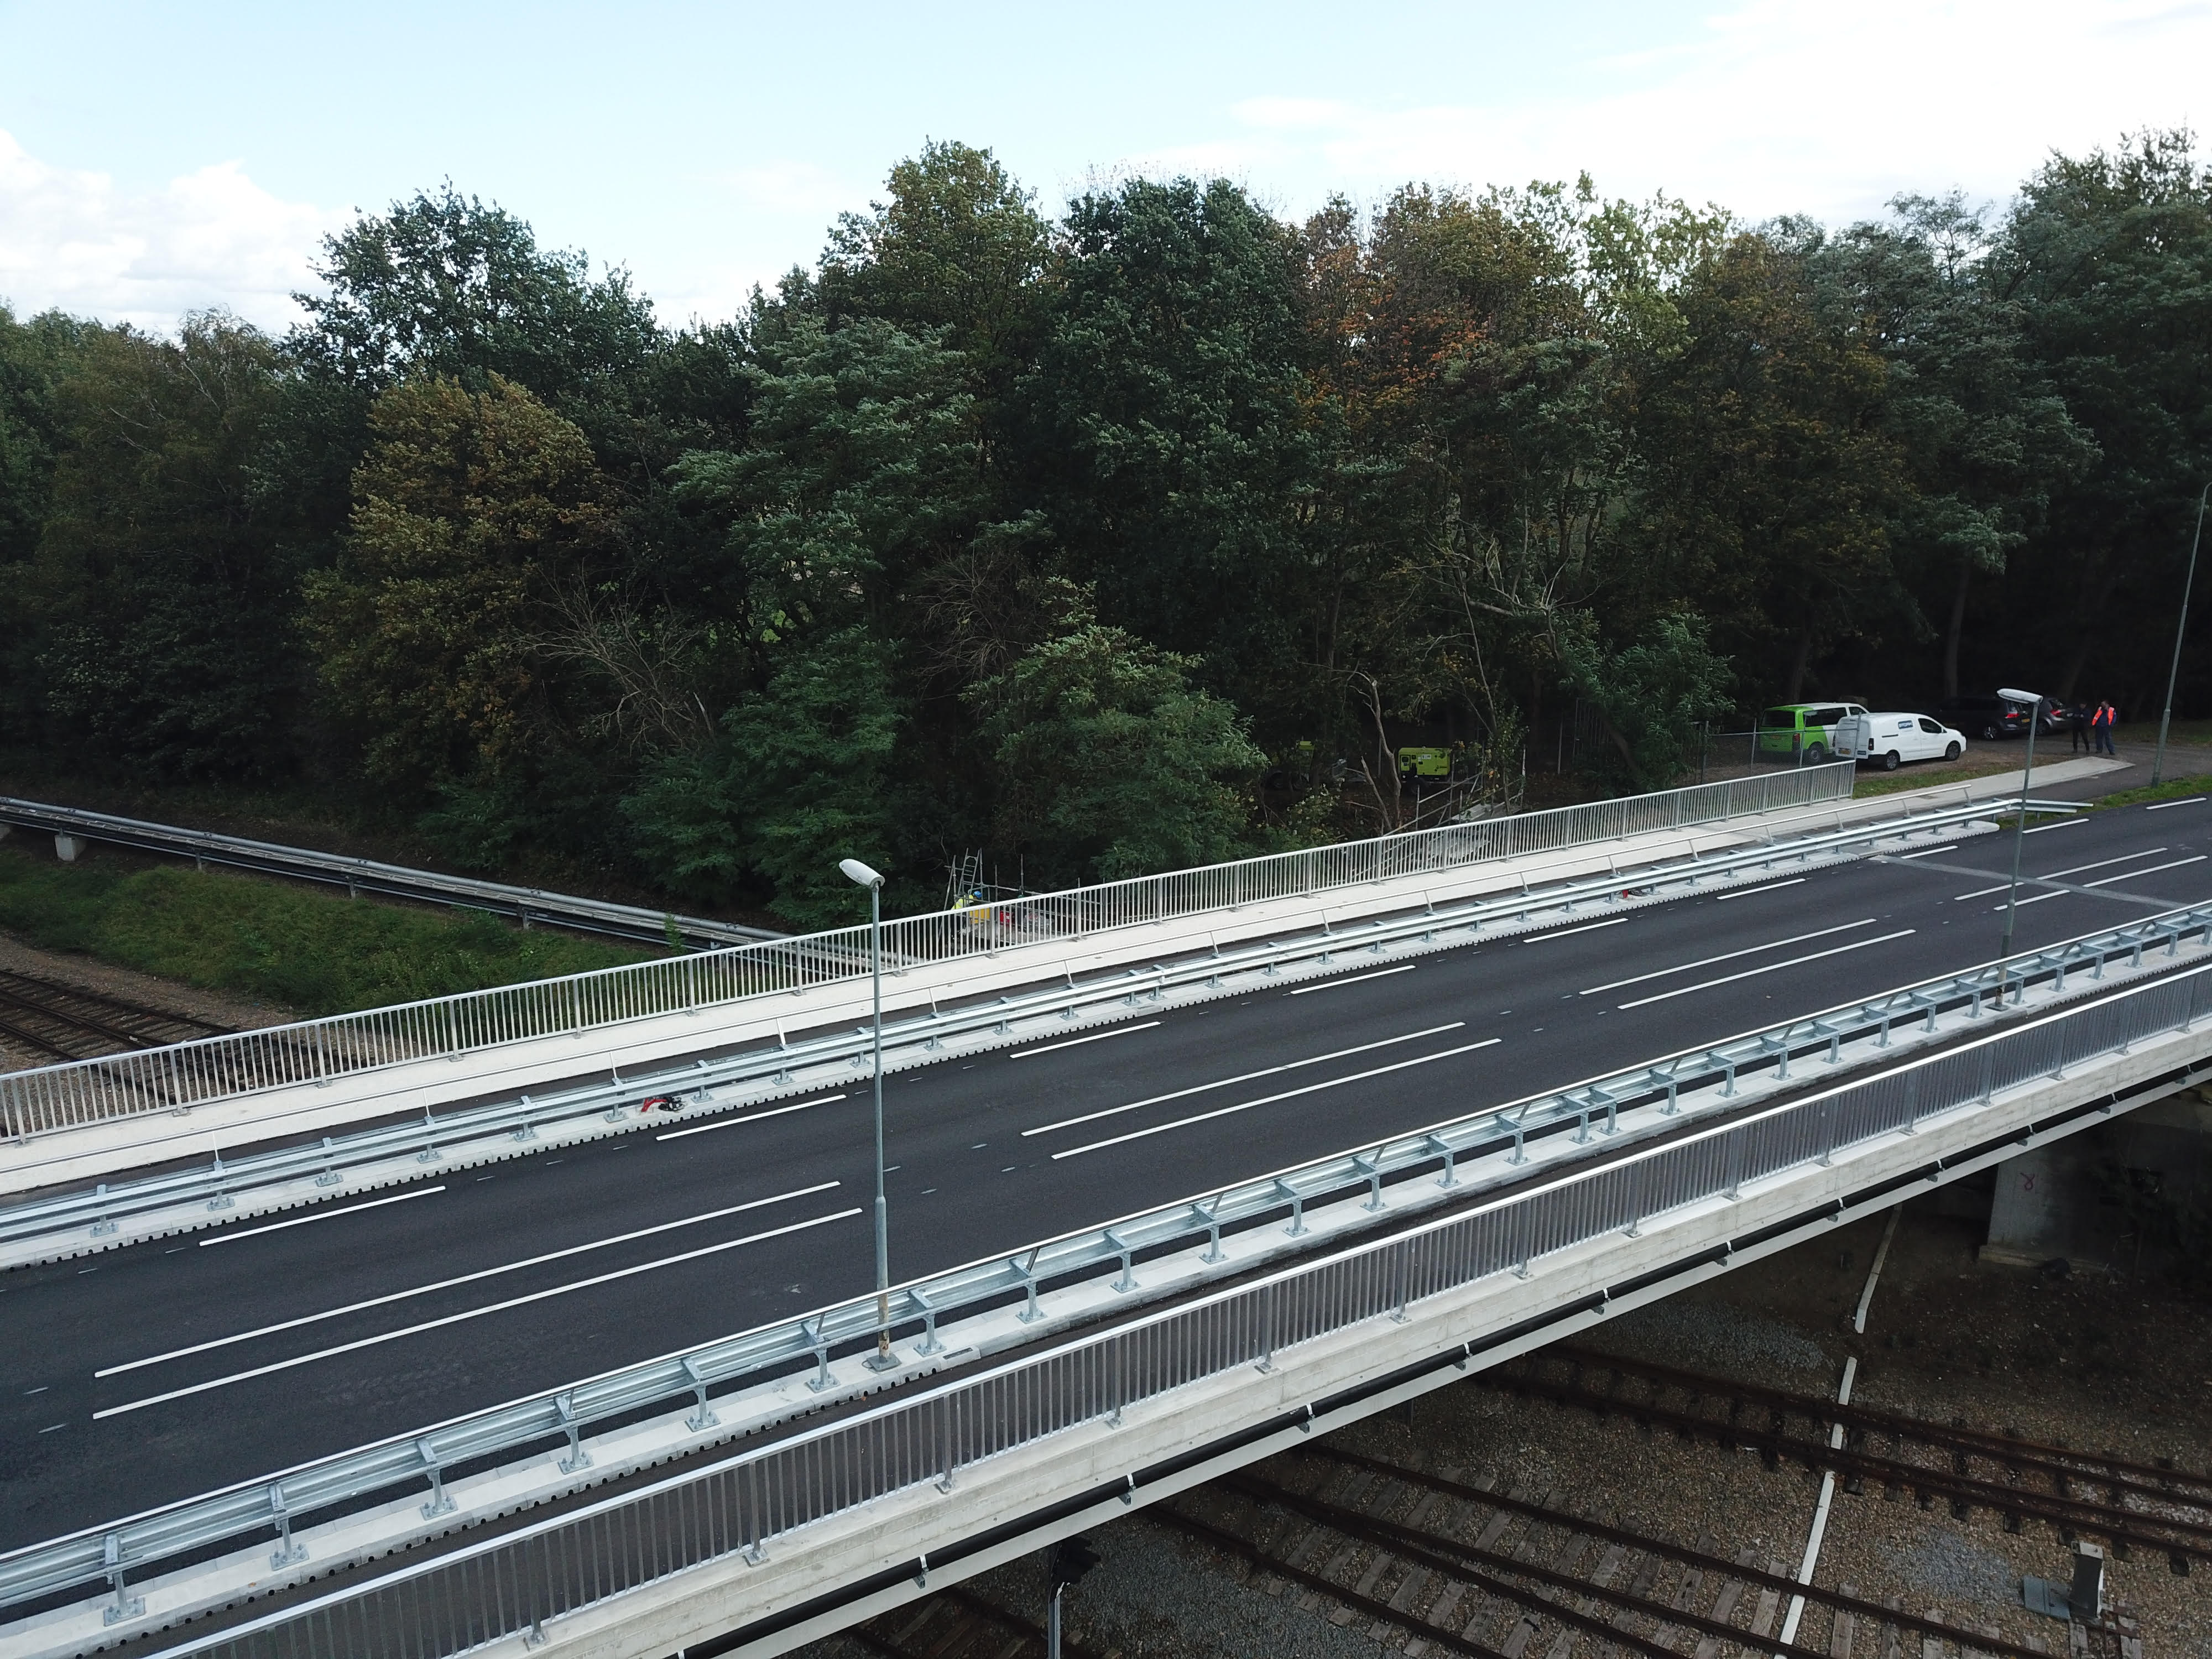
[0,797,782,951]
[13,878,2203,1633]
[89,932,2212,1659]
[0,765,1855,1141]
[0,794,2022,1245]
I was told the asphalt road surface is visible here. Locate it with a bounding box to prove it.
[6,787,2211,1548]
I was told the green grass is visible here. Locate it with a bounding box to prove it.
[2089,776,2212,811]
[1852,764,1992,797]
[0,844,655,1018]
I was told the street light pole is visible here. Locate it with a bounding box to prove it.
[1997,687,2043,960]
[2152,482,2212,787]
[838,857,896,1370]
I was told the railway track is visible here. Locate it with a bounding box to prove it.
[0,969,234,1065]
[1161,1441,2134,1658]
[846,1584,1094,1659]
[1491,1346,2212,1575]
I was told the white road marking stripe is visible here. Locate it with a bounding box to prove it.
[1994,891,2067,909]
[2043,848,2168,880]
[656,1094,845,1141]
[1021,1024,1467,1138]
[1579,920,1877,997]
[1050,1041,1501,1160]
[1715,878,1806,899]
[2083,854,2208,887]
[1008,1021,1161,1059]
[2022,817,2088,834]
[1288,964,1416,995]
[2146,797,2205,810]
[95,1210,860,1418]
[1616,931,1918,1010]
[198,1186,446,1246]
[1522,918,1627,942]
[97,1181,843,1377]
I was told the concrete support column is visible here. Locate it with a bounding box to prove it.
[53,833,86,863]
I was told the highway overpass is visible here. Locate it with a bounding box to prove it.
[4,755,2205,1659]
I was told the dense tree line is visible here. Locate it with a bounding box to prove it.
[1,134,2208,925]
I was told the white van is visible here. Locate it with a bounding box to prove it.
[1834,712,1966,771]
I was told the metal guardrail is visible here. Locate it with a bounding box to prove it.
[0,765,1854,1140]
[11,877,2201,1632]
[0,797,783,950]
[1,794,2012,1248]
[109,933,2212,1659]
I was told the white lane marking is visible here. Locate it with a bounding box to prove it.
[1579,920,1878,997]
[1008,1022,1161,1060]
[656,1094,845,1141]
[1616,931,1917,1010]
[1289,964,1416,995]
[2022,817,2088,834]
[1522,918,1628,942]
[1993,890,2067,909]
[2044,848,2168,880]
[1715,877,1806,899]
[2083,854,2208,886]
[2147,797,2205,810]
[95,1209,860,1418]
[97,1181,843,1378]
[1050,1040,1501,1160]
[198,1186,446,1246]
[1021,1024,1467,1138]
[1891,849,1937,859]
[1958,846,2174,899]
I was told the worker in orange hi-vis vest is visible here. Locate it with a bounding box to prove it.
[2092,700,2119,756]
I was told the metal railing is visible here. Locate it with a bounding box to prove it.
[0,797,782,950]
[118,941,2212,1659]
[0,765,1853,1140]
[0,792,2016,1251]
[12,891,2203,1635]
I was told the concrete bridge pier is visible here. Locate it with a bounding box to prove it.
[1981,1087,2212,1275]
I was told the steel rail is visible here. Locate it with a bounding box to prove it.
[39,944,2212,1655]
[4,870,2203,1626]
[0,797,782,949]
[0,793,2025,1250]
[0,766,1856,1137]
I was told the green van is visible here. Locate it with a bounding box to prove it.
[1756,702,1869,764]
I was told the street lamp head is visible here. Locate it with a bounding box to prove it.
[1999,687,2042,706]
[838,858,885,889]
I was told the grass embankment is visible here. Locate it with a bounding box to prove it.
[2090,776,2212,811]
[0,844,654,1018]
[1852,764,1991,798]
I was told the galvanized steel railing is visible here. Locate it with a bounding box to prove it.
[122,944,2212,1659]
[0,765,1853,1140]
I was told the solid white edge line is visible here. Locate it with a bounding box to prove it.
[1021,1023,1467,1138]
[656,1094,846,1141]
[2146,797,2205,810]
[1616,930,1917,1010]
[1714,877,1806,900]
[1288,964,1417,995]
[1579,919,1877,997]
[95,1209,863,1418]
[1521,917,1628,942]
[96,1181,844,1377]
[2042,847,2168,880]
[1050,1040,1501,1160]
[1008,1021,1161,1060]
[198,1186,447,1245]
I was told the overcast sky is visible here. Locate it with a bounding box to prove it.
[2,0,2207,334]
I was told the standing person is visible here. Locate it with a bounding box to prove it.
[2069,701,2091,753]
[2094,700,2119,755]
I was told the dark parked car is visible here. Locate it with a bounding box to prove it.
[1936,695,2034,740]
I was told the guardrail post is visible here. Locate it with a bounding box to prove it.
[269,1483,306,1568]
[101,1533,140,1626]
[681,1357,719,1431]
[802,1318,837,1391]
[418,1439,455,1518]
[1277,1178,1308,1236]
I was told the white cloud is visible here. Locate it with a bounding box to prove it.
[0,129,341,333]
[1127,0,2211,227]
